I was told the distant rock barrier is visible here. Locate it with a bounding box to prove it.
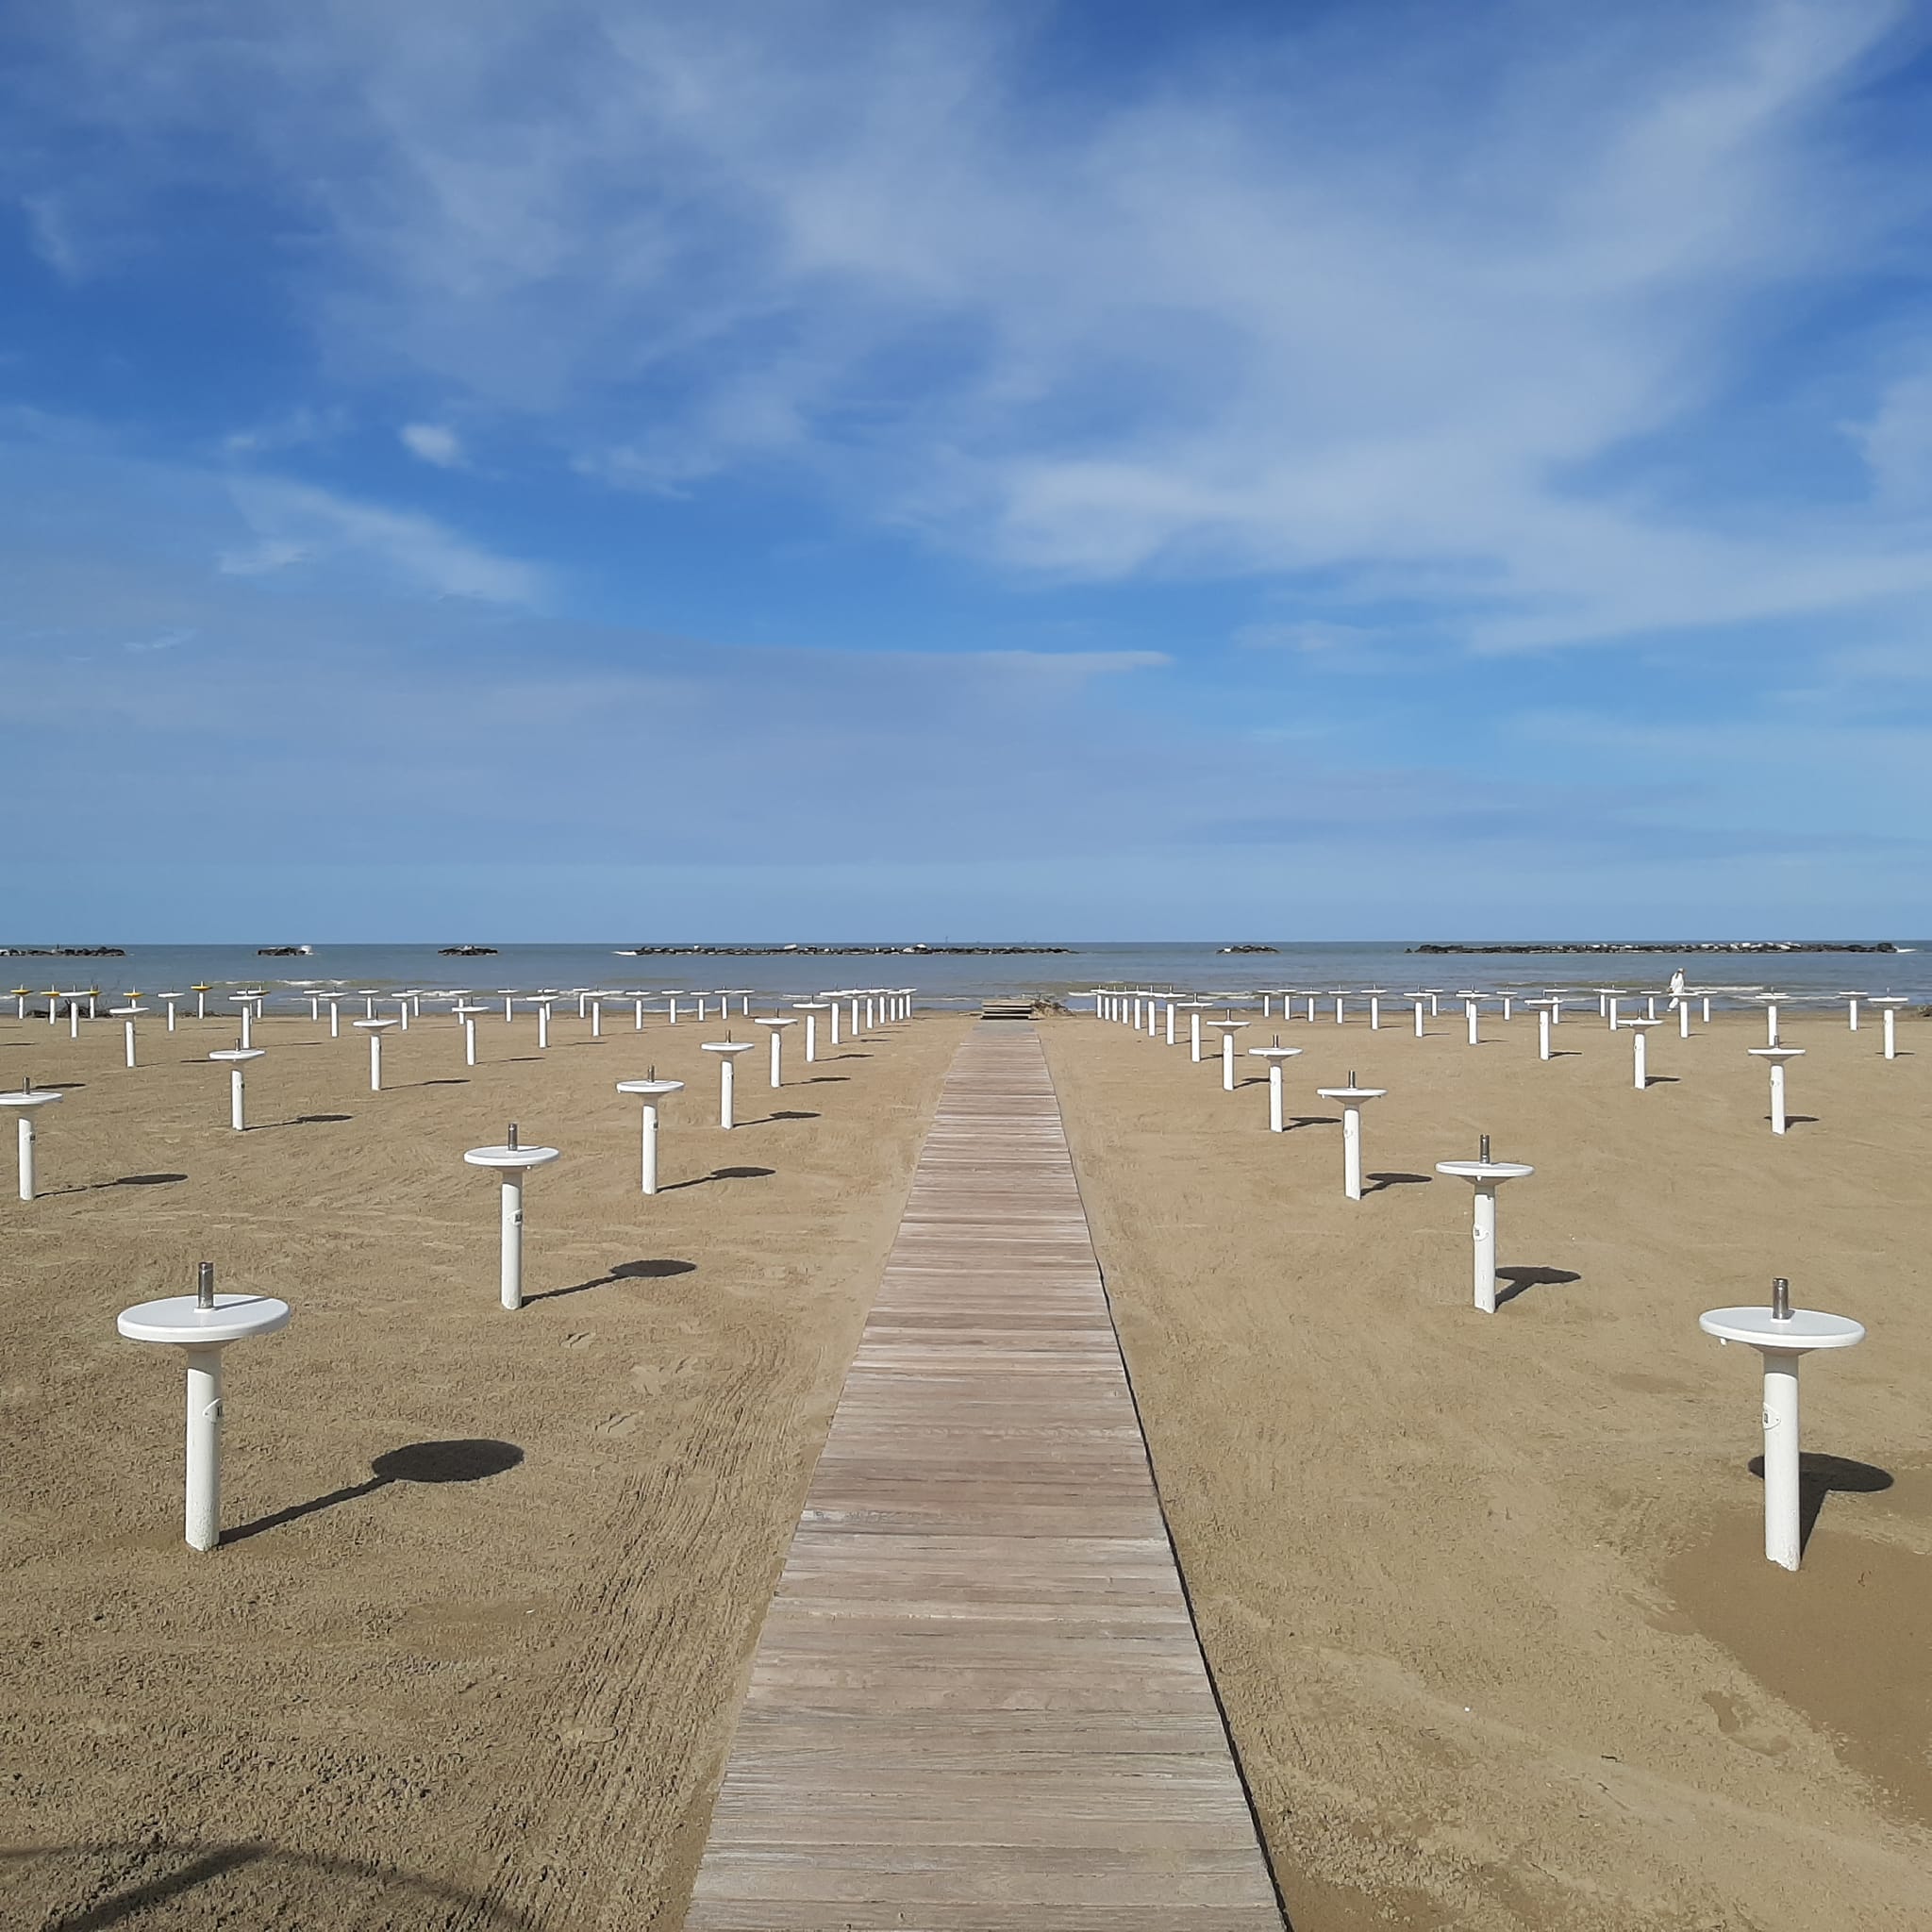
[617,943,1073,957]
[1410,941,1897,956]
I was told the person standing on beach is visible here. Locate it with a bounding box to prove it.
[1668,966,1687,1008]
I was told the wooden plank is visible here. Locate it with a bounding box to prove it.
[682,1023,1283,1930]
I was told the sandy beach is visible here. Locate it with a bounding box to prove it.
[1041,1004,1930,1931]
[1,1003,972,1929]
[5,995,1927,1930]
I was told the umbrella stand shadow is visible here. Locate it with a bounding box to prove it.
[1746,1450,1893,1555]
[222,1439,524,1545]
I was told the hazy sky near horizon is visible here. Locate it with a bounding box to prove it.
[5,0,1932,940]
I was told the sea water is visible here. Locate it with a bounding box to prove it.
[8,941,1927,1010]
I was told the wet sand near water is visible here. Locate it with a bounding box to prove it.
[1041,1007,1931,1932]
[0,1004,972,1929]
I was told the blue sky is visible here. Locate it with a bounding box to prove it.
[4,0,1931,940]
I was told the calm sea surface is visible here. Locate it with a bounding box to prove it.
[10,942,1929,1010]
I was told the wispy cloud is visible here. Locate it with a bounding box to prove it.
[9,1,1931,651]
[400,421,464,467]
[220,476,542,604]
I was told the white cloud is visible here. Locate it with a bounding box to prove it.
[1855,365,1932,507]
[400,421,464,467]
[8,1,1932,650]
[222,477,541,604]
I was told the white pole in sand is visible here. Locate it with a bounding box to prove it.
[193,984,211,1022]
[535,997,555,1049]
[1623,1018,1661,1090]
[112,1003,145,1068]
[1461,993,1482,1047]
[1182,1004,1208,1063]
[1698,1281,1865,1571]
[1871,998,1907,1059]
[116,1262,291,1551]
[1748,1045,1804,1135]
[356,1018,396,1091]
[208,1047,265,1132]
[1365,988,1386,1030]
[617,1076,684,1194]
[793,1002,829,1062]
[1316,1075,1388,1201]
[1840,992,1861,1033]
[1436,1138,1536,1313]
[1757,995,1783,1046]
[702,1041,756,1129]
[1524,998,1555,1060]
[455,1004,490,1067]
[1211,1020,1249,1091]
[757,1017,797,1089]
[464,1124,561,1311]
[1411,995,1426,1038]
[0,1080,62,1199]
[325,995,342,1039]
[1247,1042,1303,1132]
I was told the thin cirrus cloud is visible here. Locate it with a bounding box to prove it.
[216,475,543,606]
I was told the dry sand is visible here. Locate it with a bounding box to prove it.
[1,1002,972,1929]
[1041,1005,1931,1932]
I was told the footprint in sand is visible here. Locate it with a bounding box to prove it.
[563,1331,595,1350]
[1702,1690,1791,1757]
[597,1411,640,1438]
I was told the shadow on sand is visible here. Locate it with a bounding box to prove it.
[1745,1450,1894,1556]
[4,1838,537,1930]
[659,1165,776,1191]
[525,1257,695,1305]
[1494,1264,1583,1307]
[223,1439,525,1545]
[1362,1171,1431,1195]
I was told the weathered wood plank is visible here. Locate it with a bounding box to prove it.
[682,1023,1283,1930]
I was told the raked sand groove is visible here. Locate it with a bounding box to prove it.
[684,1022,1285,1930]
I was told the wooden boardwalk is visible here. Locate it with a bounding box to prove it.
[684,1023,1284,1930]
